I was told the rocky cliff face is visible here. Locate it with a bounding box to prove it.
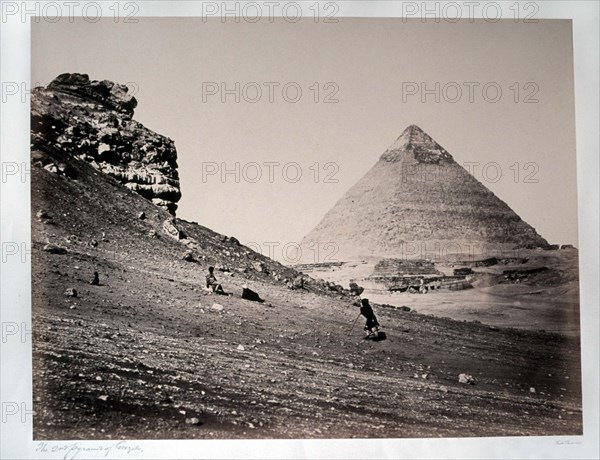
[31,73,181,214]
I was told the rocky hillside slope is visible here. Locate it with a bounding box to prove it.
[300,125,548,262]
[30,79,581,440]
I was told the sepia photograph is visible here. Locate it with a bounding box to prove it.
[28,16,584,440]
[1,2,598,459]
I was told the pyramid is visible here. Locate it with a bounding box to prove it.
[299,125,548,262]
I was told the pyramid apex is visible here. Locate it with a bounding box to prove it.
[381,124,453,163]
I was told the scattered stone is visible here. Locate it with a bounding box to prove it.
[64,288,78,298]
[138,211,146,220]
[36,210,50,221]
[98,395,109,401]
[458,373,475,385]
[349,282,364,296]
[211,303,224,312]
[90,271,100,286]
[57,163,70,175]
[90,239,98,248]
[162,218,186,240]
[237,345,245,351]
[43,244,67,254]
[290,275,305,290]
[253,261,269,274]
[530,387,536,394]
[44,163,58,174]
[148,229,158,238]
[182,251,194,262]
[185,417,201,425]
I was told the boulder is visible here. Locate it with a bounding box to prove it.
[162,218,186,240]
[349,282,364,296]
[458,373,475,385]
[242,286,264,303]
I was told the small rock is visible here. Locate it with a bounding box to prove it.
[182,251,194,262]
[95,376,102,381]
[64,288,78,298]
[530,387,536,394]
[138,212,146,220]
[36,210,50,221]
[43,244,67,254]
[44,163,58,174]
[458,373,475,385]
[90,271,100,286]
[211,303,224,312]
[237,345,245,351]
[90,239,98,248]
[399,306,411,312]
[98,395,108,401]
[185,417,201,425]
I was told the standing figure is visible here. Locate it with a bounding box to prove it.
[360,298,380,338]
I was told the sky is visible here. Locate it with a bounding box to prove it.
[31,18,578,256]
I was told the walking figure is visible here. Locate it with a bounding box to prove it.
[360,298,380,338]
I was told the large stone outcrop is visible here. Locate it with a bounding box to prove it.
[31,73,181,214]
